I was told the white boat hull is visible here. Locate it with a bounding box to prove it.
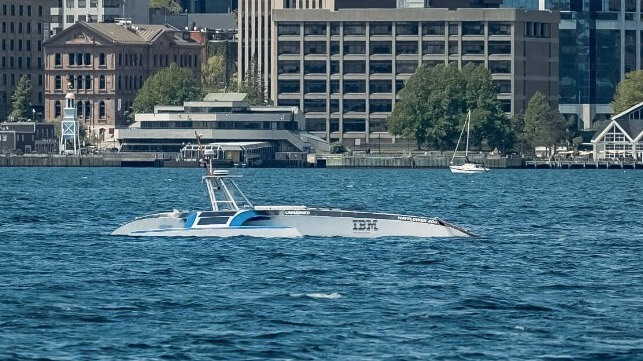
[112,207,474,238]
[449,163,489,174]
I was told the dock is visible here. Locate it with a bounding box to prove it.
[525,160,642,169]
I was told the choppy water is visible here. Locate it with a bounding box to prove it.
[0,168,641,360]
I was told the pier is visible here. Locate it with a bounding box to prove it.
[525,160,642,169]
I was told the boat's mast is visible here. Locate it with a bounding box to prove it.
[465,110,471,157]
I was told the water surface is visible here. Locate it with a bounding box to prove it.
[1,168,641,359]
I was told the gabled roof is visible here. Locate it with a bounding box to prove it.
[45,22,199,46]
[592,101,643,141]
[203,93,248,102]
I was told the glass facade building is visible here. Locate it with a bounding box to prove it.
[498,0,643,129]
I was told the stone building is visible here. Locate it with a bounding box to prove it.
[270,7,559,145]
[43,21,202,141]
[0,0,50,121]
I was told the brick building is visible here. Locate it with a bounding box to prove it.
[43,21,203,141]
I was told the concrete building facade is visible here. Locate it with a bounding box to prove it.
[271,8,559,146]
[43,21,202,141]
[0,0,50,121]
[50,0,150,35]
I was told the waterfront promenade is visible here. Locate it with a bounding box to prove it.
[1,153,642,169]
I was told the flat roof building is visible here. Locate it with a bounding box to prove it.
[0,1,50,121]
[115,93,327,153]
[270,7,559,146]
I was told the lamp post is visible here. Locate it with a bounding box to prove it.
[32,108,35,122]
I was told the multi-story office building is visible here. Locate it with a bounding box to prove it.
[271,8,559,146]
[50,0,149,35]
[237,0,396,98]
[402,0,643,129]
[43,21,202,141]
[0,1,50,121]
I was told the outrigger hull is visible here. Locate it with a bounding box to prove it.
[112,207,475,238]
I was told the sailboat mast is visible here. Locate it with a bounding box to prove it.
[465,110,470,157]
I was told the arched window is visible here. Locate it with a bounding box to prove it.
[85,101,91,119]
[99,101,105,119]
[67,75,74,89]
[85,75,91,90]
[76,75,83,90]
[99,75,105,90]
[76,100,84,118]
[54,100,61,118]
[54,75,62,90]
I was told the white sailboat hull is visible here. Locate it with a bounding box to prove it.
[449,163,489,174]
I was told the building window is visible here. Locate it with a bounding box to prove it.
[396,22,418,36]
[304,42,326,55]
[344,41,365,55]
[304,22,326,36]
[55,101,61,117]
[370,41,391,55]
[84,53,91,65]
[488,41,511,55]
[343,80,365,93]
[423,41,445,55]
[304,80,326,93]
[99,75,105,89]
[343,61,365,74]
[55,75,62,90]
[449,22,459,36]
[370,22,392,36]
[76,75,83,89]
[489,60,511,74]
[278,23,300,36]
[343,100,366,113]
[462,22,484,36]
[85,75,91,89]
[396,60,418,74]
[304,99,326,113]
[448,41,459,55]
[462,41,484,55]
[278,61,300,74]
[370,80,392,94]
[85,101,91,119]
[370,99,392,113]
[304,60,326,74]
[396,41,418,55]
[278,42,300,55]
[423,21,445,36]
[278,80,300,93]
[68,53,75,66]
[370,60,392,74]
[77,101,84,118]
[343,118,366,132]
[494,80,511,94]
[99,53,106,66]
[99,101,105,118]
[344,22,365,36]
[489,22,511,36]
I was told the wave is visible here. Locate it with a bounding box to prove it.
[290,292,342,299]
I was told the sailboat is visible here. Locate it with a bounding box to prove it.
[449,110,490,174]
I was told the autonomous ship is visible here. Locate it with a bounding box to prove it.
[113,147,475,238]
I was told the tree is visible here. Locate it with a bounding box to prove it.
[9,75,32,121]
[612,70,643,113]
[202,55,228,93]
[239,56,266,105]
[523,92,567,157]
[149,0,182,14]
[461,64,513,151]
[133,63,201,115]
[388,63,510,151]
